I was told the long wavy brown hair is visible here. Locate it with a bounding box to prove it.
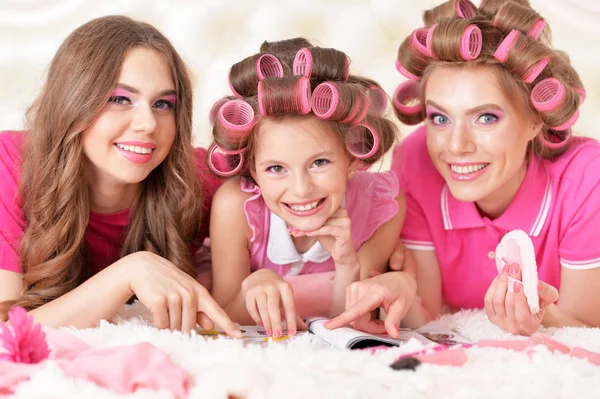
[0,15,202,319]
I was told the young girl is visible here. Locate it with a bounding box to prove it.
[208,38,405,337]
[327,0,600,336]
[0,15,240,337]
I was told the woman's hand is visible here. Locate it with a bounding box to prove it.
[484,262,559,335]
[324,271,417,338]
[121,251,242,337]
[241,269,303,337]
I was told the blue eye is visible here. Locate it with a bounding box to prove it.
[154,99,175,110]
[266,165,285,173]
[313,159,330,168]
[477,113,499,124]
[429,114,450,125]
[108,96,131,105]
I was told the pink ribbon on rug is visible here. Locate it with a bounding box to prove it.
[0,307,190,398]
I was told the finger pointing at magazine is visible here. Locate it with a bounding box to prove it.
[324,271,417,338]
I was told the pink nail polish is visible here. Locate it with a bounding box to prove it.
[510,264,520,275]
[513,281,522,293]
[502,265,510,274]
[288,328,295,336]
[267,329,272,337]
[537,281,543,291]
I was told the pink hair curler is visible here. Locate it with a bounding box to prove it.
[412,27,432,58]
[228,74,242,98]
[293,48,313,77]
[523,57,550,83]
[311,82,339,119]
[529,334,571,354]
[456,0,477,19]
[537,128,572,149]
[367,85,388,116]
[256,53,284,80]
[395,59,421,81]
[476,340,531,352]
[415,347,467,367]
[257,75,311,116]
[207,144,245,177]
[340,94,369,125]
[459,25,482,60]
[528,18,546,40]
[550,109,580,131]
[218,100,256,134]
[209,98,229,124]
[344,123,380,159]
[493,29,519,63]
[531,78,565,113]
[393,80,422,115]
[570,347,600,366]
[574,87,587,104]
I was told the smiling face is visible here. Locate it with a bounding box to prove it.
[251,116,354,232]
[424,66,542,217]
[81,46,177,188]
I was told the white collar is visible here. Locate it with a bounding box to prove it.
[266,211,331,266]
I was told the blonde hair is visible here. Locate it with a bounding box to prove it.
[393,0,584,158]
[0,16,202,319]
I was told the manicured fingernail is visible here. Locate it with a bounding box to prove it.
[510,264,520,275]
[267,329,273,337]
[513,281,522,293]
[502,265,510,274]
[288,328,295,336]
[537,281,543,291]
[232,330,243,339]
[274,329,281,338]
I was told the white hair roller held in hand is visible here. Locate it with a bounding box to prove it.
[495,230,540,314]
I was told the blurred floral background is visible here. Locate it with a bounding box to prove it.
[1,0,598,163]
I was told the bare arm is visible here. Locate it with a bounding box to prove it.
[543,267,600,328]
[209,178,255,324]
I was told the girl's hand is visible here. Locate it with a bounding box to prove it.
[121,251,242,337]
[292,207,358,269]
[324,271,417,338]
[241,269,304,337]
[484,263,559,335]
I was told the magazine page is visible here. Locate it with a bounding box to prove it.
[306,317,434,350]
[414,325,472,346]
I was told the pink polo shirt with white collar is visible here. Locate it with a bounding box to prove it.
[391,126,600,309]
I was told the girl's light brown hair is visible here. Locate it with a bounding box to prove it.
[0,15,202,319]
[393,0,583,158]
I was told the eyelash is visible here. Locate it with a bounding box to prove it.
[426,112,499,125]
[107,96,175,110]
[265,159,330,174]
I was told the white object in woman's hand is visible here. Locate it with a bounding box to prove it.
[120,251,242,337]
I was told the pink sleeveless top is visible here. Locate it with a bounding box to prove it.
[241,170,399,318]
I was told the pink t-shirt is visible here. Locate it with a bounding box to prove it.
[0,131,222,274]
[392,126,600,309]
[241,170,400,317]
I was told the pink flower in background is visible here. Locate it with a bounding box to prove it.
[0,307,50,364]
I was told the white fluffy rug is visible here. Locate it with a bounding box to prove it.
[9,303,600,399]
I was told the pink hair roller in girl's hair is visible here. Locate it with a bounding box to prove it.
[209,98,229,124]
[293,48,313,78]
[412,27,433,58]
[523,57,549,83]
[207,143,245,177]
[257,76,311,116]
[395,59,420,81]
[344,123,380,159]
[456,0,477,19]
[528,18,546,40]
[493,30,519,63]
[218,100,256,135]
[393,80,422,115]
[367,85,388,116]
[531,78,566,113]
[459,25,482,61]
[311,82,339,119]
[550,109,580,131]
[574,87,587,104]
[256,53,284,80]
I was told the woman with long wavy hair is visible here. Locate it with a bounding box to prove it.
[0,15,241,337]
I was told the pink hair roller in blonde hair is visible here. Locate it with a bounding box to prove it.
[574,87,587,104]
[367,85,388,116]
[539,128,572,149]
[218,99,256,135]
[528,18,546,40]
[456,0,477,19]
[523,57,549,83]
[228,76,242,98]
[344,123,380,159]
[412,27,434,58]
[550,109,579,131]
[493,30,519,63]
[531,78,565,113]
[459,25,482,60]
[207,143,245,177]
[395,59,420,81]
[393,80,422,115]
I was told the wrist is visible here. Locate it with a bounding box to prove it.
[110,256,136,297]
[334,253,360,271]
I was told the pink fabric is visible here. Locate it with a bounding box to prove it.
[0,325,190,397]
[0,131,222,275]
[392,126,600,309]
[242,170,399,317]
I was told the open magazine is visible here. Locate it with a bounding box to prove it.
[306,317,471,350]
